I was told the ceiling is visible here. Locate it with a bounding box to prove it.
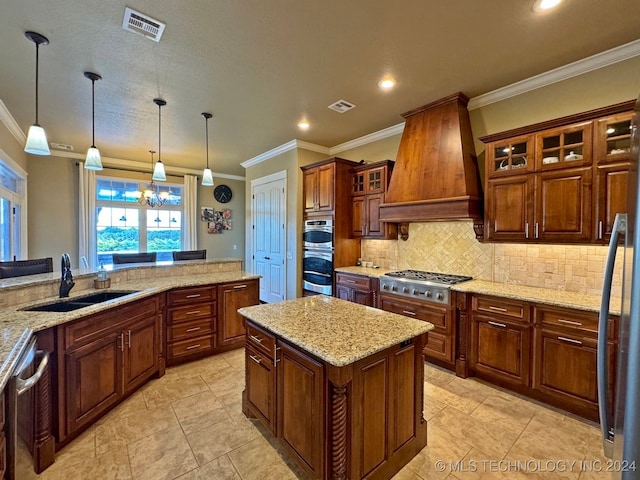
[1,0,639,177]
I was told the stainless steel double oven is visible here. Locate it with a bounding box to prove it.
[302,219,333,295]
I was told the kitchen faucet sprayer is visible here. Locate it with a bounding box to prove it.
[59,253,75,297]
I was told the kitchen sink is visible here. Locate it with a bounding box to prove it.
[22,290,139,312]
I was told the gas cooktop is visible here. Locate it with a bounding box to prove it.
[384,270,472,285]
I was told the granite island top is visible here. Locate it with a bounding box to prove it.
[0,263,258,391]
[238,295,433,367]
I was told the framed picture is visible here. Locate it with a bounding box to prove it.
[206,209,232,234]
[201,207,215,222]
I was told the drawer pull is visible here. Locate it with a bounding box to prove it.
[402,310,416,316]
[344,280,356,284]
[234,284,247,289]
[250,334,263,343]
[186,327,201,333]
[249,354,262,364]
[488,306,507,312]
[558,319,582,326]
[488,321,507,328]
[186,294,201,299]
[185,310,201,315]
[185,344,201,350]
[558,336,582,345]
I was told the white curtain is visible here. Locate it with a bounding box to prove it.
[78,162,97,269]
[183,175,198,250]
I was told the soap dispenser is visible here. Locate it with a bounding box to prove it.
[95,263,110,289]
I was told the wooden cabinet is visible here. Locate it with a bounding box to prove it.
[303,162,335,214]
[379,293,454,366]
[532,306,616,421]
[166,286,217,365]
[1,389,6,480]
[470,295,531,387]
[480,100,635,244]
[350,160,397,239]
[218,279,260,349]
[335,272,377,307]
[59,296,161,439]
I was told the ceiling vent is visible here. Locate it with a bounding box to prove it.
[49,142,74,151]
[328,99,356,113]
[122,7,165,42]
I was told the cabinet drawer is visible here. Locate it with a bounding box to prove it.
[167,318,215,342]
[168,302,215,323]
[246,322,276,359]
[424,330,453,364]
[473,295,528,321]
[536,307,599,335]
[379,294,449,330]
[167,286,216,305]
[168,335,215,359]
[336,272,371,290]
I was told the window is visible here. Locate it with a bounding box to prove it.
[96,177,183,265]
[0,159,26,261]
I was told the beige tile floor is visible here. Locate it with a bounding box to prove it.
[17,349,608,480]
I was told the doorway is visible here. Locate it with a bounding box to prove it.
[251,171,286,303]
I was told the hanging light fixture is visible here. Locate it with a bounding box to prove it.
[24,31,50,155]
[201,112,214,186]
[152,98,167,181]
[84,72,103,170]
[135,150,170,208]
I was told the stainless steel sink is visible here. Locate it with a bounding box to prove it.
[22,290,139,312]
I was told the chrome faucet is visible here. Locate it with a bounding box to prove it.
[59,253,75,298]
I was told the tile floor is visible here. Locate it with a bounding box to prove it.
[17,349,608,479]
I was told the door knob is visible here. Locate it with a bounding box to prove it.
[264,256,271,260]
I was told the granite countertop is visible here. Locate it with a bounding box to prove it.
[0,327,33,391]
[0,266,259,391]
[452,279,620,316]
[238,295,433,367]
[334,266,394,278]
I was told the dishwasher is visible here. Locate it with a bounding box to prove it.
[5,335,49,480]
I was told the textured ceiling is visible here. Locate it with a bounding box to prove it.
[1,0,639,176]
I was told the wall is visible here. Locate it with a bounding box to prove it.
[26,159,245,270]
[0,121,28,172]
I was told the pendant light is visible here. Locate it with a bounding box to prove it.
[84,72,103,170]
[136,150,169,208]
[201,112,214,186]
[152,98,167,181]
[24,31,50,155]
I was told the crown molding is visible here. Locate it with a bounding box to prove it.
[241,139,329,168]
[329,122,405,155]
[51,149,246,181]
[468,39,640,110]
[0,100,26,145]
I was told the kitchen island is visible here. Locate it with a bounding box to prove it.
[238,295,433,480]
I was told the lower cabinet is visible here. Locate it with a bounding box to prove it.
[1,389,6,480]
[244,323,277,435]
[218,280,260,348]
[58,296,161,442]
[335,272,377,307]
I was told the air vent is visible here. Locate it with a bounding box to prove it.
[49,143,74,151]
[328,99,356,113]
[122,7,165,42]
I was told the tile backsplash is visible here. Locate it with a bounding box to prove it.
[362,221,621,296]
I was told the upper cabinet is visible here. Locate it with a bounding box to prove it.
[303,162,335,214]
[481,100,636,244]
[350,160,397,239]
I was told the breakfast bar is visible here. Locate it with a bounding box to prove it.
[238,295,433,480]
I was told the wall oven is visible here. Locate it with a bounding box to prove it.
[303,250,333,295]
[303,219,333,249]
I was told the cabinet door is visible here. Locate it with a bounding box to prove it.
[65,331,123,434]
[594,112,634,164]
[335,285,352,302]
[485,175,533,241]
[486,135,533,177]
[365,166,387,194]
[303,168,318,213]
[123,313,159,393]
[219,280,259,347]
[277,341,324,479]
[365,193,384,238]
[535,167,592,242]
[316,163,335,212]
[353,288,374,307]
[351,196,364,237]
[535,121,593,170]
[470,314,530,387]
[245,344,276,434]
[595,163,629,242]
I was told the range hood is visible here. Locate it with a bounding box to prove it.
[379,93,483,227]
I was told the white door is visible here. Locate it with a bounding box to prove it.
[252,173,286,303]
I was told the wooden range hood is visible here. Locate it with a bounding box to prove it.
[379,93,483,237]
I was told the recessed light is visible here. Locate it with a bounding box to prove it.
[298,121,310,130]
[533,0,562,12]
[378,78,396,90]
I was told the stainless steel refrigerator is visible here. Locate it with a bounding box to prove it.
[599,96,640,478]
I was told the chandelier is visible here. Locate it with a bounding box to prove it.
[135,150,170,207]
